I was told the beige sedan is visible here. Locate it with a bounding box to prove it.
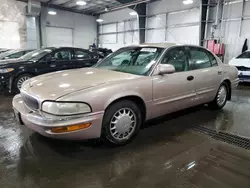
[13,44,239,145]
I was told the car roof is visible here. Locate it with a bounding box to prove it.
[124,43,209,50]
[125,43,178,49]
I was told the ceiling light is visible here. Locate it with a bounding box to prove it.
[96,19,104,23]
[48,10,57,15]
[76,1,86,5]
[183,0,193,5]
[129,11,138,16]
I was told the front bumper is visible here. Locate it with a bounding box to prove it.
[238,75,250,82]
[12,94,104,140]
[0,74,11,91]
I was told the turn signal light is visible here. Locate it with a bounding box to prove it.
[51,123,91,133]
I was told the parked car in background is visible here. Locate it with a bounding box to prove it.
[0,48,11,54]
[0,47,99,92]
[229,50,250,82]
[91,48,112,59]
[13,44,239,146]
[0,49,34,60]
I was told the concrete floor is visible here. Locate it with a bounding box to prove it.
[1,86,250,188]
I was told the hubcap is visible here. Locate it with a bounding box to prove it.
[217,85,227,106]
[17,76,30,90]
[109,108,137,141]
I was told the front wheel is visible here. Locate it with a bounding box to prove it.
[101,100,142,146]
[13,74,32,93]
[209,83,229,109]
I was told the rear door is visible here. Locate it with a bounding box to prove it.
[188,46,222,104]
[72,49,99,68]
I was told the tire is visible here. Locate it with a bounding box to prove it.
[208,82,229,110]
[13,74,32,93]
[101,100,142,146]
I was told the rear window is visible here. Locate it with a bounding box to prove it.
[236,51,250,59]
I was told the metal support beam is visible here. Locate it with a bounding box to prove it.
[200,0,209,46]
[135,3,146,43]
[238,0,246,36]
[115,0,147,44]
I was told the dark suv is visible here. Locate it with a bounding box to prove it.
[0,47,99,92]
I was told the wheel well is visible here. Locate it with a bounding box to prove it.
[223,79,231,100]
[10,72,34,91]
[107,96,147,122]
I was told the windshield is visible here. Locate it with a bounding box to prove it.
[21,48,53,61]
[236,51,250,59]
[0,50,17,58]
[96,47,164,75]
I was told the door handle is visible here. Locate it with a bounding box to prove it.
[187,75,194,81]
[218,70,222,75]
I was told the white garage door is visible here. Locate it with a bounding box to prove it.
[46,27,73,47]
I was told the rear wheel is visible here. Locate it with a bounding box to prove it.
[209,83,229,109]
[13,74,32,93]
[101,100,142,146]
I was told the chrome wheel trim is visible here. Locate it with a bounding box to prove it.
[217,85,227,107]
[109,108,137,141]
[17,76,30,90]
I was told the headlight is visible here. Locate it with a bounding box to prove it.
[0,68,14,73]
[42,101,91,115]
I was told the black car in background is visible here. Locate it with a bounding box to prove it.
[0,49,10,54]
[91,48,113,58]
[0,49,34,60]
[0,47,99,92]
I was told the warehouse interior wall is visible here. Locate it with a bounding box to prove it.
[98,8,140,51]
[146,0,201,45]
[0,0,27,49]
[205,0,250,63]
[40,7,97,49]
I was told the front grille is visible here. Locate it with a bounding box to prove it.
[236,66,250,71]
[21,92,39,110]
[238,75,250,79]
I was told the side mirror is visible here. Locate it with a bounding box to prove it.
[157,64,175,75]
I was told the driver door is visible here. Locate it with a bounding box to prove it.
[38,49,74,75]
[152,46,197,118]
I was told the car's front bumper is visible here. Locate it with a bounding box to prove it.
[0,74,11,91]
[238,75,250,82]
[12,94,104,140]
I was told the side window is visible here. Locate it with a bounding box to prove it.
[206,51,218,66]
[53,50,72,61]
[161,47,189,72]
[8,51,24,59]
[74,50,91,59]
[24,50,32,55]
[189,48,212,70]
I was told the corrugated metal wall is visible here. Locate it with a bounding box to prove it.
[98,0,202,51]
[98,8,140,51]
[206,0,250,63]
[145,0,201,45]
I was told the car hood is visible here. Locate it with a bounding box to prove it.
[0,58,30,66]
[229,59,250,68]
[21,68,141,101]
